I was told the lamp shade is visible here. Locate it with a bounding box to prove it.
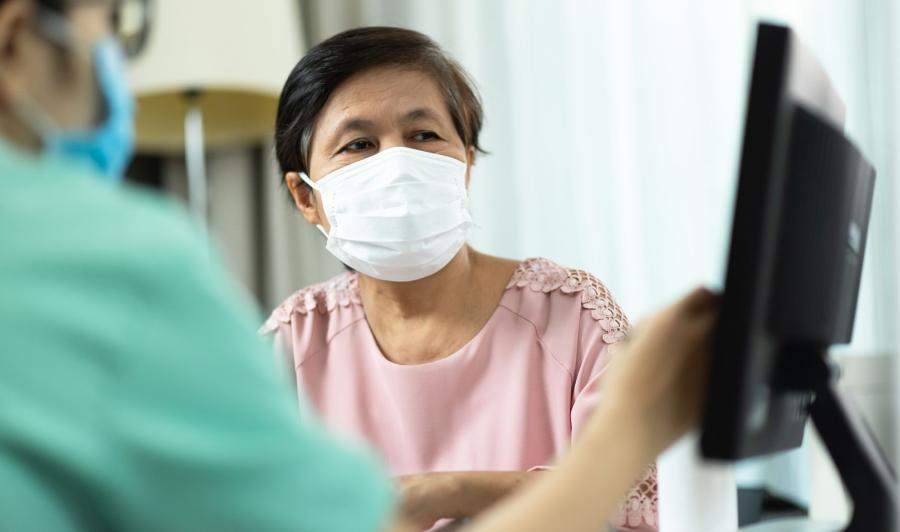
[127,0,304,153]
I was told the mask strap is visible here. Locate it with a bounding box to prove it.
[9,90,58,139]
[0,66,58,149]
[298,172,318,190]
[297,173,328,237]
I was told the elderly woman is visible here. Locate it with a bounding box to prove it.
[261,27,656,531]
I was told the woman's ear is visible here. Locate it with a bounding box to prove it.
[465,145,476,188]
[285,172,324,226]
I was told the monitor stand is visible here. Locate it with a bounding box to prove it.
[740,349,897,532]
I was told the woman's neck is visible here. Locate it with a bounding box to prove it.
[356,246,520,364]
[357,245,478,321]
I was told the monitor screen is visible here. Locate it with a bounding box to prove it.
[700,23,875,460]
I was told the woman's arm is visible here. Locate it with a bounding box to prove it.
[395,471,538,528]
[462,288,716,532]
[385,288,715,532]
[462,399,656,532]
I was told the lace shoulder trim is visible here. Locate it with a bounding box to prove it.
[507,258,629,344]
[258,272,360,335]
[614,464,658,528]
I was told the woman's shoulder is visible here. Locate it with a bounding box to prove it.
[258,271,361,336]
[504,257,629,345]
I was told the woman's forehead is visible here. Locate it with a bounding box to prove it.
[317,67,451,129]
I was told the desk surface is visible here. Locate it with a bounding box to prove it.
[740,518,844,532]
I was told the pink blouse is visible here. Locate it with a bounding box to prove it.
[261,258,657,531]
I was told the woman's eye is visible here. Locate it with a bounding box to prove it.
[413,131,440,142]
[341,139,374,153]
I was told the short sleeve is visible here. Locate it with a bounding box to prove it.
[570,289,658,532]
[570,307,617,437]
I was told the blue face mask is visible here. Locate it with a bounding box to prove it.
[16,38,135,183]
[39,38,134,182]
[46,39,136,183]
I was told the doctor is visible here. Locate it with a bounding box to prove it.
[0,1,716,531]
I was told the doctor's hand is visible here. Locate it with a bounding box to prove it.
[597,287,719,458]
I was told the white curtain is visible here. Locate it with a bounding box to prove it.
[299,0,898,355]
[286,0,899,522]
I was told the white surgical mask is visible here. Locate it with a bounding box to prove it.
[300,147,472,282]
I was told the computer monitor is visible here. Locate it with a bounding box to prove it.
[699,22,894,531]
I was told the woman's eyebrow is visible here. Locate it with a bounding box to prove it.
[399,108,443,124]
[323,117,377,152]
[332,117,377,138]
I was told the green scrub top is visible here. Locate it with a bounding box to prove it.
[0,145,393,531]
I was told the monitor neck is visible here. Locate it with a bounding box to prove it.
[776,347,896,531]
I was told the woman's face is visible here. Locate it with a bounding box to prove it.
[285,66,474,230]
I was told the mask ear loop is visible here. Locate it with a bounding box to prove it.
[3,77,57,140]
[299,172,330,238]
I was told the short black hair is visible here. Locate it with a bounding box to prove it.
[274,26,485,181]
